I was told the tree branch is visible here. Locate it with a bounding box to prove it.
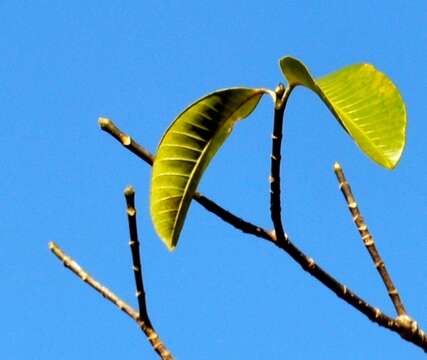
[193,192,273,241]
[124,186,152,326]
[269,233,426,351]
[333,162,407,315]
[99,117,154,165]
[269,84,288,240]
[99,118,427,352]
[98,117,271,240]
[48,242,174,360]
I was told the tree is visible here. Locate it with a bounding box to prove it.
[50,56,426,358]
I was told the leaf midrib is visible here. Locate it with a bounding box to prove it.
[169,90,264,242]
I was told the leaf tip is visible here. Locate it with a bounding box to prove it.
[160,235,177,252]
[166,244,176,252]
[383,156,401,170]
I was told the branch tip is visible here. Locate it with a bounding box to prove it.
[100,118,154,165]
[98,117,111,128]
[333,162,341,171]
[124,185,135,197]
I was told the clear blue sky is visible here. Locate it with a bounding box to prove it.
[2,1,426,359]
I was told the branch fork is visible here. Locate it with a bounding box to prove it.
[50,111,426,356]
[97,116,425,352]
[49,186,174,359]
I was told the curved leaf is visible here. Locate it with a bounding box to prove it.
[150,88,268,250]
[280,56,406,169]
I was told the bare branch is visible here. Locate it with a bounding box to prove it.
[99,117,154,165]
[99,119,427,352]
[269,84,293,240]
[268,233,426,351]
[194,192,273,241]
[48,242,174,360]
[193,195,427,351]
[333,162,407,316]
[124,186,152,327]
[98,117,271,240]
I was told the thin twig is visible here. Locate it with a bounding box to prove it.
[99,118,427,352]
[271,232,426,351]
[199,186,427,350]
[98,116,271,240]
[269,84,293,240]
[48,242,174,360]
[194,191,273,241]
[333,162,407,316]
[124,186,152,326]
[99,117,154,165]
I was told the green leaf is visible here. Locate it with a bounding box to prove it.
[150,87,268,250]
[280,56,406,169]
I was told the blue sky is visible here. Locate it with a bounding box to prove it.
[2,1,426,359]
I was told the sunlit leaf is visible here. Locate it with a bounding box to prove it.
[150,87,269,250]
[280,56,406,169]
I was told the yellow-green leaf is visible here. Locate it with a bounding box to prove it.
[280,56,406,169]
[150,88,268,250]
